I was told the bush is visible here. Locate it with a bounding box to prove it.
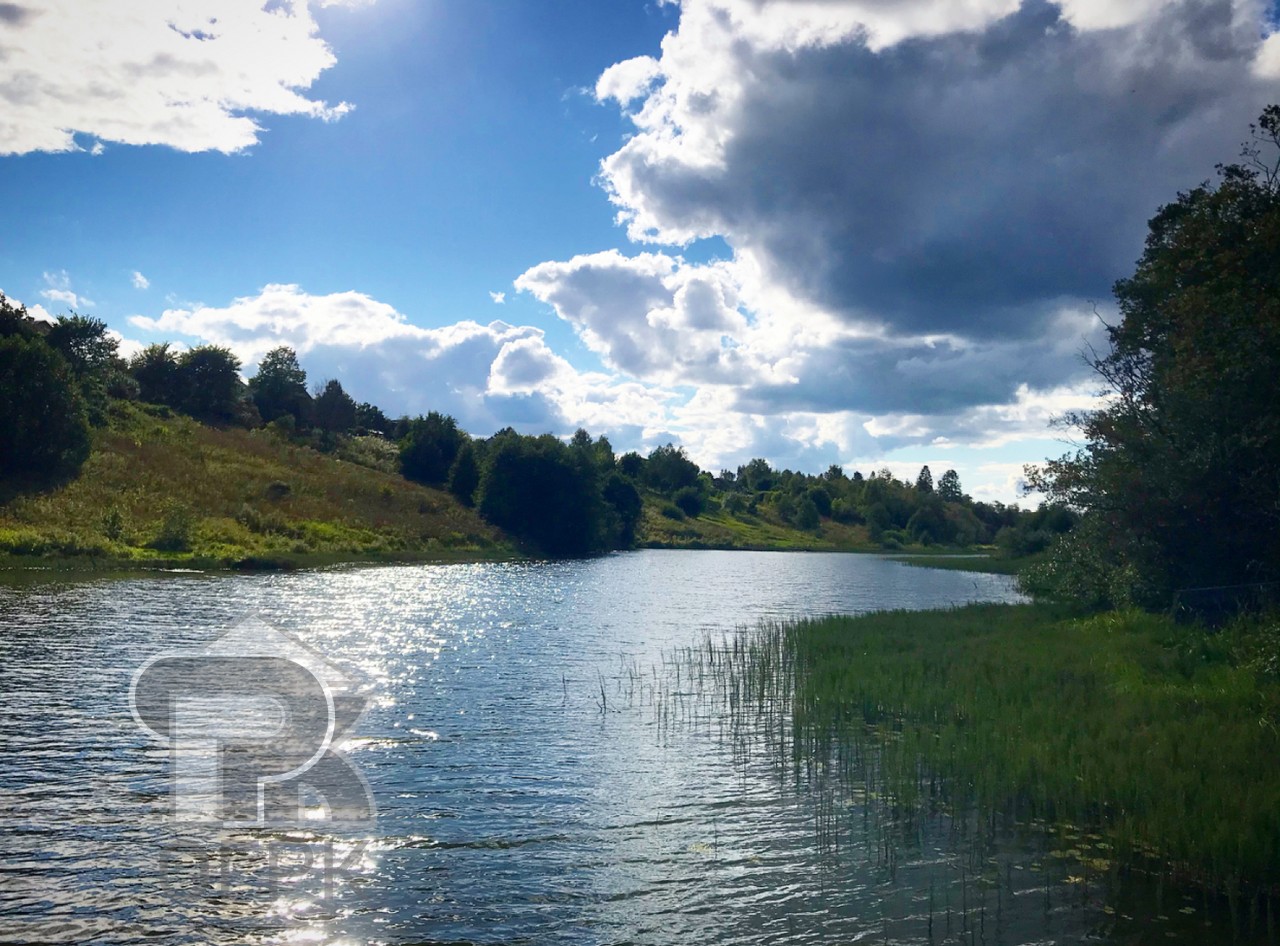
[673,486,704,518]
[150,503,194,552]
[660,503,685,521]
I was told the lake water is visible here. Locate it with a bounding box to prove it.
[0,551,1246,945]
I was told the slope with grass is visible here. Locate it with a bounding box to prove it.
[637,494,880,551]
[0,402,514,570]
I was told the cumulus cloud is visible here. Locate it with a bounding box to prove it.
[494,0,1280,496]
[0,0,363,156]
[597,0,1277,340]
[39,270,92,309]
[489,291,506,304]
[130,283,675,438]
[132,271,151,290]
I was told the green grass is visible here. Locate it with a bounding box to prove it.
[638,494,880,551]
[0,401,515,570]
[667,603,1280,894]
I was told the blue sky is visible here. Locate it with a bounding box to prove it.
[2,0,1277,501]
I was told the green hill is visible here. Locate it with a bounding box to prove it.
[637,491,877,551]
[0,402,513,570]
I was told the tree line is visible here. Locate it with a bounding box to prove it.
[0,302,1057,556]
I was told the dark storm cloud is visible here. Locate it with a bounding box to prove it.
[0,4,34,26]
[606,0,1276,340]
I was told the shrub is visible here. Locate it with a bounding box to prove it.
[150,503,194,552]
[673,486,704,518]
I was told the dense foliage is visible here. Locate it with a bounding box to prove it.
[0,333,91,483]
[1028,108,1280,609]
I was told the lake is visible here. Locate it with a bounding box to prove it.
[0,550,1238,944]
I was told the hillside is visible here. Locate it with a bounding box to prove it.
[0,402,513,569]
[637,491,877,551]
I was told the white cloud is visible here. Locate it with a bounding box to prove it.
[132,271,151,290]
[0,0,364,156]
[0,289,56,324]
[128,283,674,438]
[595,0,1276,341]
[39,270,91,309]
[489,291,506,304]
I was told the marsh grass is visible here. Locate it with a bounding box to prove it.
[639,603,1280,921]
[0,401,512,569]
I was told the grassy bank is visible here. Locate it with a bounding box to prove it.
[0,402,515,571]
[674,603,1280,892]
[638,497,880,551]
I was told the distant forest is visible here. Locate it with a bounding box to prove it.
[0,297,1062,558]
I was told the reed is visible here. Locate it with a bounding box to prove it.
[650,603,1280,901]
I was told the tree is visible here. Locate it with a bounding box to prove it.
[477,433,606,556]
[46,315,118,377]
[448,441,481,507]
[794,496,821,531]
[602,471,642,546]
[915,465,934,493]
[617,451,644,480]
[937,469,963,502]
[0,294,39,339]
[313,379,357,434]
[400,412,465,485]
[356,401,392,435]
[1028,107,1280,609]
[644,443,701,494]
[0,335,91,482]
[250,347,311,427]
[129,343,181,406]
[176,346,244,423]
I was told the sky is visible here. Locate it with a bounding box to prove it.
[2,0,1278,502]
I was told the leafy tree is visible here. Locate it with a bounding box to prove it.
[250,347,311,427]
[937,469,963,502]
[914,465,934,494]
[602,471,642,546]
[805,485,832,517]
[0,293,38,338]
[129,343,181,406]
[176,345,244,423]
[46,315,118,377]
[907,500,950,545]
[0,335,91,482]
[355,401,392,435]
[448,441,481,507]
[617,451,644,480]
[313,378,358,434]
[644,443,701,494]
[737,458,775,493]
[477,433,605,556]
[1028,107,1280,608]
[400,411,465,485]
[794,496,821,531]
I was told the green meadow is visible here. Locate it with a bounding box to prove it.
[0,400,513,570]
